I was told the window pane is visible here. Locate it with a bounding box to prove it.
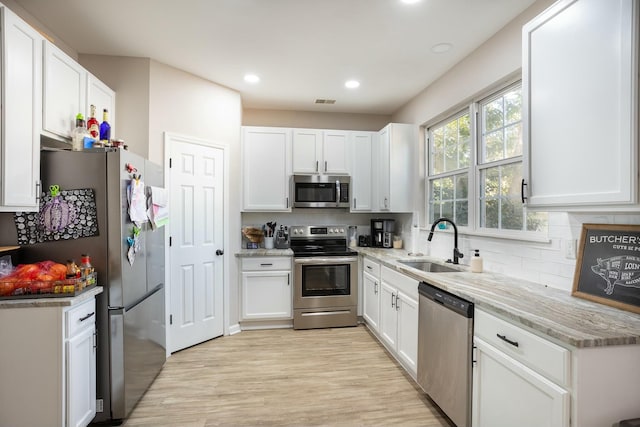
[502,163,521,198]
[432,128,444,174]
[505,123,522,157]
[455,201,468,227]
[485,130,503,163]
[505,90,522,124]
[444,121,458,171]
[429,202,441,223]
[431,179,441,201]
[481,86,522,164]
[501,197,523,230]
[484,199,499,228]
[442,201,454,219]
[456,175,468,199]
[483,167,500,199]
[484,98,504,132]
[527,211,549,233]
[441,176,454,201]
[458,115,470,168]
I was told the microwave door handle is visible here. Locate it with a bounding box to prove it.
[335,180,341,207]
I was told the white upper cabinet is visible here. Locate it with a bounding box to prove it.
[292,129,350,175]
[0,6,42,212]
[378,123,416,212]
[43,41,87,140]
[351,131,375,211]
[242,126,292,211]
[322,130,350,175]
[87,73,116,139]
[522,0,638,209]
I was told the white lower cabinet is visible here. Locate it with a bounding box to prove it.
[362,257,381,331]
[66,305,97,427]
[241,257,292,320]
[472,309,570,427]
[378,266,419,377]
[0,295,98,427]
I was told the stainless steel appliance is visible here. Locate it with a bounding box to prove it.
[291,175,350,208]
[417,281,473,427]
[290,225,358,329]
[371,219,394,248]
[22,148,165,424]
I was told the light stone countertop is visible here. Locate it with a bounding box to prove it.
[357,247,640,348]
[0,286,103,309]
[236,249,294,257]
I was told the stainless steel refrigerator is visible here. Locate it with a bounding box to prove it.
[22,148,166,424]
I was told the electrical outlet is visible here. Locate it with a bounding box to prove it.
[563,239,577,259]
[96,399,103,412]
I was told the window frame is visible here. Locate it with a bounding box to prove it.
[424,79,549,242]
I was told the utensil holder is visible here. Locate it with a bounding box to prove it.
[264,237,274,249]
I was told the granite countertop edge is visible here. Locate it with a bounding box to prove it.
[0,286,104,309]
[356,247,640,349]
[236,249,294,257]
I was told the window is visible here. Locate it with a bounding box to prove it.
[427,112,470,226]
[426,82,547,235]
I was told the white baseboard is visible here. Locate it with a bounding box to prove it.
[227,323,242,335]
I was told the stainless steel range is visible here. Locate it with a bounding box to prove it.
[290,225,358,329]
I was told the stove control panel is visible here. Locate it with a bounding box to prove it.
[290,225,347,238]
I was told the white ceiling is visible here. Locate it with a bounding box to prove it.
[14,0,536,115]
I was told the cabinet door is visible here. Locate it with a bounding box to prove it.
[67,326,96,427]
[396,290,419,376]
[87,73,116,139]
[379,282,398,349]
[351,132,373,211]
[472,337,569,427]
[292,129,322,174]
[362,271,380,331]
[241,271,292,319]
[322,130,350,175]
[0,7,42,211]
[523,0,638,207]
[242,127,292,211]
[43,42,87,139]
[378,125,391,211]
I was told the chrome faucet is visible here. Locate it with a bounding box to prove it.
[428,217,464,265]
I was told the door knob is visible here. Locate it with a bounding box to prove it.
[215,249,224,256]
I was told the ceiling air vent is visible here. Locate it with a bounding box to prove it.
[315,99,336,104]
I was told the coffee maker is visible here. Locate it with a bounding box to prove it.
[371,219,395,248]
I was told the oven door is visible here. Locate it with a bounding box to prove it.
[294,256,358,309]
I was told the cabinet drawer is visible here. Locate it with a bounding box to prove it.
[242,257,291,271]
[363,257,380,277]
[381,266,418,299]
[474,309,570,387]
[66,299,96,338]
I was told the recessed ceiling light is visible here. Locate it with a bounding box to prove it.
[244,74,260,83]
[431,43,453,54]
[345,80,360,89]
[400,0,421,4]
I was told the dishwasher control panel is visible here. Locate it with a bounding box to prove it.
[418,281,473,317]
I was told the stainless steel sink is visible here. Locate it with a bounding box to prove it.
[398,260,460,273]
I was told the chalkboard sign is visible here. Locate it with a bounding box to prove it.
[572,224,640,314]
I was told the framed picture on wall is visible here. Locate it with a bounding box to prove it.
[572,223,640,314]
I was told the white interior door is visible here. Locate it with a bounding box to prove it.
[168,134,224,353]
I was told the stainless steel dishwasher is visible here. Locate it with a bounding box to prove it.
[417,281,474,427]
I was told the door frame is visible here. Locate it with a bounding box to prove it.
[163,132,230,357]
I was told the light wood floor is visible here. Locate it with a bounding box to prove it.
[123,325,453,427]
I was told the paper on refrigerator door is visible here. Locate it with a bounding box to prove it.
[147,186,169,229]
[128,178,148,226]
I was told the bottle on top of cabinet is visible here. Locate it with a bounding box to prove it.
[100,108,111,145]
[87,104,100,140]
[71,113,88,151]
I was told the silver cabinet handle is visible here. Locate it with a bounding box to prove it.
[391,293,396,308]
[316,160,319,172]
[324,161,328,172]
[374,282,378,294]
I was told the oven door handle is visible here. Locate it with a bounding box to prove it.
[294,257,358,264]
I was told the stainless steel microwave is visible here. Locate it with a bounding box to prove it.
[291,175,350,208]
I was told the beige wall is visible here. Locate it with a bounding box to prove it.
[79,55,151,158]
[243,108,391,131]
